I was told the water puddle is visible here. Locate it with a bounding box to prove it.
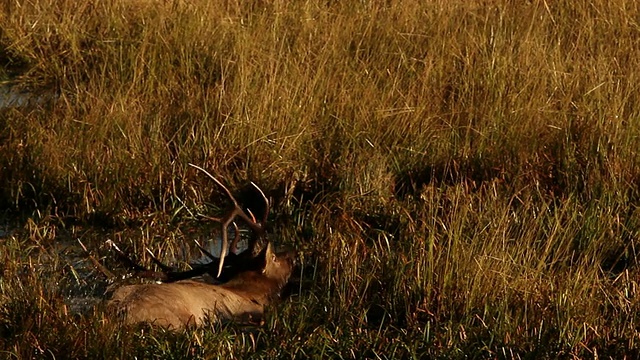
[0,84,57,109]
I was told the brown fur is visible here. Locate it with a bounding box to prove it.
[107,243,294,329]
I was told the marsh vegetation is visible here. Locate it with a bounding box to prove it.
[1,0,640,358]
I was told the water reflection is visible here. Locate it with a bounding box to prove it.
[0,84,57,109]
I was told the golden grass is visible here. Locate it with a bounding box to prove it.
[1,0,640,357]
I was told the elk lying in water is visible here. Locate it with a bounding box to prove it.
[105,164,295,329]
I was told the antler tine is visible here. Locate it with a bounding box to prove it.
[146,248,174,272]
[229,222,241,254]
[106,239,147,272]
[246,208,257,223]
[188,163,240,205]
[250,181,270,225]
[193,239,217,262]
[216,209,239,278]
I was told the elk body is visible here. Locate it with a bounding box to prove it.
[105,164,294,329]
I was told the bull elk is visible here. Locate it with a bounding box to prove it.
[104,164,295,329]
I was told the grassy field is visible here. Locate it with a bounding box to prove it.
[1,0,640,358]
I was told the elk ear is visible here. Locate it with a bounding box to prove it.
[260,243,276,274]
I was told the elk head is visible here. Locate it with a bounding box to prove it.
[103,166,295,329]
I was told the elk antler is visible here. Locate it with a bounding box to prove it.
[105,240,201,282]
[101,166,269,282]
[188,163,269,278]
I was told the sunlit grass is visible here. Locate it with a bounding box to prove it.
[1,0,640,358]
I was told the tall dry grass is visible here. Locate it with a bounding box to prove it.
[1,0,640,357]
